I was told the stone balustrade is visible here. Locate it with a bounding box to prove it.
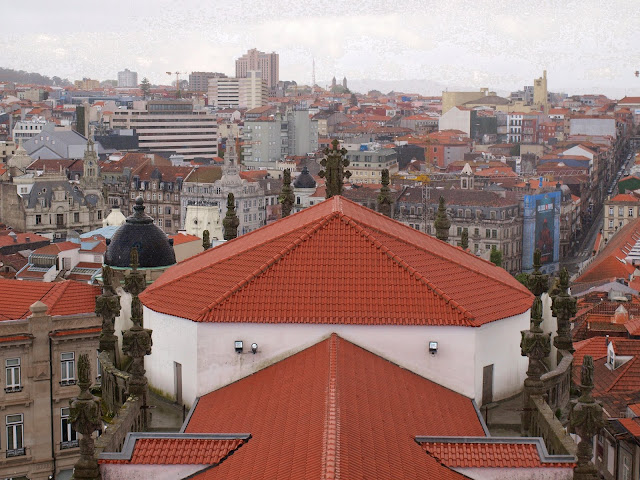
[540,350,573,413]
[529,395,577,456]
[95,396,145,454]
[98,351,130,415]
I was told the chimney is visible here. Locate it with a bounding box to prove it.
[25,236,30,242]
[606,335,610,345]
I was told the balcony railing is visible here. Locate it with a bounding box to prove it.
[60,439,79,450]
[6,448,25,458]
[4,386,22,394]
[59,379,76,387]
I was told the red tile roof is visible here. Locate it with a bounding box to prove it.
[169,233,201,246]
[33,241,78,255]
[618,417,640,437]
[184,334,484,479]
[0,232,49,248]
[141,196,532,326]
[0,335,31,343]
[575,218,640,283]
[100,437,247,465]
[0,279,100,320]
[610,193,640,203]
[50,327,101,337]
[419,440,574,468]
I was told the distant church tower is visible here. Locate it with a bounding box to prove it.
[331,76,337,89]
[80,139,101,192]
[343,77,348,89]
[533,70,549,115]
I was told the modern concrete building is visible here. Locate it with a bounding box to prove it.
[117,69,138,88]
[235,48,279,90]
[346,143,399,184]
[207,72,267,109]
[242,109,318,170]
[110,100,218,160]
[188,71,226,93]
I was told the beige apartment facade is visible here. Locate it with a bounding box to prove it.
[0,282,101,480]
[603,194,640,241]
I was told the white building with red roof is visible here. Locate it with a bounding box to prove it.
[140,196,534,408]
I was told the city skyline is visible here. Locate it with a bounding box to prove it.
[1,0,639,98]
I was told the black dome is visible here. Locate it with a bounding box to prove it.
[293,166,316,189]
[104,197,176,268]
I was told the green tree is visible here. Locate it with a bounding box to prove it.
[515,272,530,286]
[509,143,521,156]
[490,249,503,267]
[140,77,151,99]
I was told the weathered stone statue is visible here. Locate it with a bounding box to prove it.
[460,229,469,250]
[279,168,295,218]
[377,169,393,217]
[434,196,451,242]
[95,265,121,361]
[570,356,603,480]
[223,193,240,240]
[70,354,101,480]
[319,139,351,198]
[123,247,146,297]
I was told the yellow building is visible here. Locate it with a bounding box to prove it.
[533,71,548,114]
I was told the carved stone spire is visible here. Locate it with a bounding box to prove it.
[434,196,451,242]
[122,247,153,428]
[460,228,469,250]
[570,356,603,480]
[377,169,393,217]
[279,168,295,218]
[319,139,351,199]
[552,267,577,359]
[95,265,121,362]
[70,354,101,480]
[520,249,551,435]
[223,193,239,240]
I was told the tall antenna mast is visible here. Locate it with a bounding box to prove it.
[312,58,316,88]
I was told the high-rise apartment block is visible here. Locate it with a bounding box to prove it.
[235,48,279,90]
[189,71,226,93]
[118,68,138,88]
[207,71,267,109]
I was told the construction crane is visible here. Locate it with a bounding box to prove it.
[166,71,187,98]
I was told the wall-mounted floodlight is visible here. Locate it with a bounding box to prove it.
[251,343,258,354]
[429,341,438,355]
[235,340,243,353]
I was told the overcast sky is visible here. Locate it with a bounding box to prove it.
[2,0,639,97]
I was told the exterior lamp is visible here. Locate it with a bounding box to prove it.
[251,343,258,354]
[234,340,243,353]
[429,341,438,355]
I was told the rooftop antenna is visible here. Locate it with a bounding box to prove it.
[312,58,316,88]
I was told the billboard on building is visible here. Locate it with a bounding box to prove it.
[523,191,561,272]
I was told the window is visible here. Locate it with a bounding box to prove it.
[492,229,497,239]
[60,407,78,449]
[35,214,42,225]
[629,208,634,217]
[97,211,102,220]
[5,358,21,393]
[609,219,614,228]
[74,212,79,223]
[474,228,480,236]
[165,220,172,228]
[61,352,75,385]
[6,414,24,456]
[457,227,462,235]
[619,207,624,217]
[131,192,135,199]
[485,229,491,238]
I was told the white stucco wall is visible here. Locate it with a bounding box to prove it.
[474,311,530,403]
[114,288,133,360]
[144,307,199,405]
[144,307,532,407]
[101,464,206,479]
[454,466,572,479]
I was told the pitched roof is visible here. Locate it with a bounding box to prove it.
[140,196,532,326]
[575,218,640,283]
[419,439,574,468]
[100,435,248,465]
[0,279,100,320]
[32,241,78,255]
[183,334,484,480]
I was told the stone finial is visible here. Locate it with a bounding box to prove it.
[570,355,604,480]
[202,230,211,250]
[124,247,146,296]
[318,139,351,199]
[552,267,576,355]
[96,266,121,359]
[29,300,48,316]
[460,229,469,250]
[279,169,295,218]
[223,193,240,240]
[377,169,393,217]
[70,354,101,480]
[434,196,451,242]
[528,249,549,296]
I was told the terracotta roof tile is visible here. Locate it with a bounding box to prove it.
[184,334,483,479]
[618,417,640,437]
[141,196,532,326]
[33,241,78,255]
[0,279,100,320]
[419,440,574,468]
[50,327,101,337]
[100,437,246,465]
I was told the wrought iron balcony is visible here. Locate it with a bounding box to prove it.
[4,386,22,394]
[60,440,79,450]
[6,448,25,457]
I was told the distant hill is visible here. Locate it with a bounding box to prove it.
[0,67,71,86]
